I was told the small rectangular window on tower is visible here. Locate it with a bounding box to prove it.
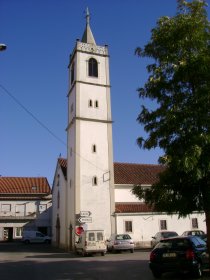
[92,176,98,186]
[88,99,93,107]
[95,100,99,108]
[92,144,96,153]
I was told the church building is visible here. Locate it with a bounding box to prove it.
[51,10,206,250]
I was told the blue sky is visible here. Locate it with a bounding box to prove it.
[1,0,209,186]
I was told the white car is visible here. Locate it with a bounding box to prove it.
[22,231,51,244]
[75,230,107,256]
[107,234,134,253]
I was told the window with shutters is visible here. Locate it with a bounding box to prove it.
[160,220,167,230]
[192,218,198,229]
[125,221,133,233]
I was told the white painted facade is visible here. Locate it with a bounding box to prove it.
[52,12,115,250]
[114,184,206,247]
[52,161,206,249]
[52,159,67,247]
[51,11,206,250]
[0,198,52,241]
[115,185,144,203]
[115,212,206,248]
[66,42,115,241]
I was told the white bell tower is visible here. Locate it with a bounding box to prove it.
[66,8,115,248]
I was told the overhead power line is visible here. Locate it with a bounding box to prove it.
[0,83,107,173]
[0,84,66,146]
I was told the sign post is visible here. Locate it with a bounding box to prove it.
[78,217,92,223]
[80,211,91,217]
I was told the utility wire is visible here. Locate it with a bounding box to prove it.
[0,84,66,146]
[0,84,107,173]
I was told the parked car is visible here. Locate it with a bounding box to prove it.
[75,230,106,256]
[149,235,208,279]
[22,231,51,244]
[181,230,205,237]
[151,231,178,248]
[106,234,134,253]
[199,234,207,243]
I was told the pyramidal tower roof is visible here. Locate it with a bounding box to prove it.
[81,7,96,45]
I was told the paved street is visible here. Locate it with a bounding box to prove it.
[0,242,209,280]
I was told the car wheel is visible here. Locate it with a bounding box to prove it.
[24,240,30,244]
[130,249,134,253]
[111,246,116,253]
[82,250,86,257]
[192,263,202,279]
[151,269,162,279]
[45,239,50,244]
[101,252,105,256]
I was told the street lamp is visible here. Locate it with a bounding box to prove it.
[0,44,7,51]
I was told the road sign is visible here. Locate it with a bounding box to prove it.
[75,226,84,235]
[80,211,91,217]
[78,217,92,223]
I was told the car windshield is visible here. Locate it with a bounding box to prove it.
[116,234,131,240]
[162,232,177,238]
[158,238,190,250]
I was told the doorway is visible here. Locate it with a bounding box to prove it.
[4,227,13,241]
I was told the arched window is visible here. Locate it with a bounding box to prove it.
[88,58,98,77]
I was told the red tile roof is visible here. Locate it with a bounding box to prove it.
[58,157,67,179]
[115,202,153,213]
[0,177,51,194]
[114,162,165,185]
[56,159,165,185]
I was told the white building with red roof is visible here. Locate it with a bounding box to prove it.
[51,10,206,250]
[0,177,52,241]
[52,158,205,249]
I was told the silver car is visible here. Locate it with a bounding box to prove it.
[151,231,178,248]
[181,230,205,236]
[107,234,134,253]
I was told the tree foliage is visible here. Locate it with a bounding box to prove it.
[133,0,210,219]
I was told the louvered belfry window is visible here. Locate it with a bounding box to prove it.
[88,58,98,77]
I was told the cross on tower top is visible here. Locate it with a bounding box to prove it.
[86,7,90,25]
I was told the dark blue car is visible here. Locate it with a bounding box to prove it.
[149,236,208,278]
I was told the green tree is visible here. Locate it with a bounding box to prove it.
[133,0,210,255]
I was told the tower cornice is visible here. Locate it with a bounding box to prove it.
[67,80,111,97]
[69,41,109,67]
[66,117,113,131]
